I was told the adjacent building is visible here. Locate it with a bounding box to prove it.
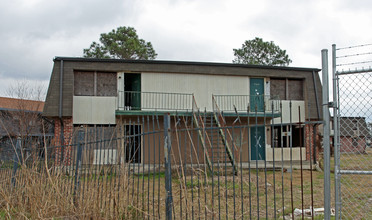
[0,97,53,161]
[334,117,370,154]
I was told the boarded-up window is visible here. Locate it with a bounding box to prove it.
[97,72,117,96]
[270,78,304,100]
[74,71,94,96]
[74,71,117,96]
[270,79,286,100]
[288,79,303,100]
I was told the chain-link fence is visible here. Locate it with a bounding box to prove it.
[333,44,372,219]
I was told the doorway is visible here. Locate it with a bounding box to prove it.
[250,126,266,160]
[124,73,141,110]
[124,125,142,163]
[250,78,264,112]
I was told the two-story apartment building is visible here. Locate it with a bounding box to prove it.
[43,57,322,168]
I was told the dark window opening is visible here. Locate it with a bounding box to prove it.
[73,125,116,149]
[292,125,304,147]
[124,125,141,163]
[272,125,304,148]
[73,125,117,165]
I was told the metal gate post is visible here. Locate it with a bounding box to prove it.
[322,49,331,219]
[73,127,84,204]
[164,113,173,220]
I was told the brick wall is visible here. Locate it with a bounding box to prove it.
[340,137,367,153]
[53,117,73,166]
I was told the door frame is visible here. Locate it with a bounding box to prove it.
[250,126,266,161]
[122,123,143,164]
[249,78,265,112]
[119,72,142,110]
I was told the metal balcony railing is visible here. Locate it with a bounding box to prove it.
[212,94,280,113]
[117,91,194,111]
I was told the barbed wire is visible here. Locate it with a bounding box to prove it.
[336,43,372,50]
[336,51,372,59]
[336,60,372,67]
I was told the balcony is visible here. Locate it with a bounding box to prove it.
[116,91,194,115]
[212,95,281,116]
[116,92,281,117]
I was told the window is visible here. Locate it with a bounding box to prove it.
[270,78,304,100]
[124,125,141,163]
[73,125,116,149]
[73,125,117,165]
[272,125,304,148]
[270,78,286,100]
[97,72,117,96]
[73,124,142,164]
[288,79,303,100]
[74,71,117,96]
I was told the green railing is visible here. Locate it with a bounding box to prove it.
[117,91,194,111]
[212,94,280,112]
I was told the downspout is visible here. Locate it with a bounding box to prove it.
[313,124,317,164]
[312,70,321,164]
[59,59,64,147]
[312,70,321,119]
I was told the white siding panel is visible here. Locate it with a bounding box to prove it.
[93,149,117,165]
[266,147,306,161]
[73,96,92,124]
[273,100,305,124]
[73,96,116,124]
[142,73,250,111]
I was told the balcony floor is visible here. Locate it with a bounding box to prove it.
[116,110,281,118]
[115,110,193,116]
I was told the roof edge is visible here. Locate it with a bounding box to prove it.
[53,57,321,72]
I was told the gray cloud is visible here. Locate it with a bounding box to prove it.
[0,0,136,79]
[0,0,371,96]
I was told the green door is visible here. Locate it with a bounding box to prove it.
[250,78,264,112]
[124,73,141,110]
[250,126,265,160]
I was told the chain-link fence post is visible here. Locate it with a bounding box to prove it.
[332,44,341,220]
[164,113,173,220]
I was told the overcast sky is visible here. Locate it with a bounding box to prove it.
[0,0,371,97]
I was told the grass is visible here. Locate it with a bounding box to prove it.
[0,150,371,219]
[0,210,6,219]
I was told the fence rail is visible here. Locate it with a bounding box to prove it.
[0,108,330,219]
